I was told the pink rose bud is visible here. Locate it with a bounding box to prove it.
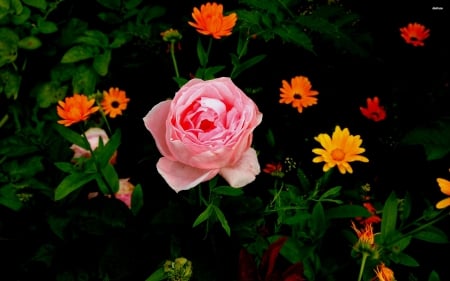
[143,77,263,192]
[115,178,135,208]
[70,127,117,164]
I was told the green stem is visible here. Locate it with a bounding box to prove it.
[357,253,368,281]
[170,41,180,78]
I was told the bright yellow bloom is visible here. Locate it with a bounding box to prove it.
[399,22,430,47]
[436,178,450,209]
[57,94,99,126]
[101,87,130,118]
[312,126,369,174]
[279,76,318,113]
[374,263,395,281]
[188,2,237,39]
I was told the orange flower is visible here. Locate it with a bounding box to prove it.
[373,263,395,281]
[360,97,386,122]
[356,202,382,225]
[436,178,450,209]
[188,2,237,39]
[279,76,318,113]
[351,221,379,259]
[399,22,430,47]
[101,87,130,118]
[57,94,99,126]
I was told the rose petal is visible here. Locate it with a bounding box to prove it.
[219,148,260,188]
[143,100,173,158]
[157,157,219,192]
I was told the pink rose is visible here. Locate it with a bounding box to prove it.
[143,77,263,192]
[70,127,117,164]
[115,178,135,208]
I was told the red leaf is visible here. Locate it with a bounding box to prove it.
[260,236,288,281]
[238,248,260,281]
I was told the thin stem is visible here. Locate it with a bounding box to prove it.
[357,253,368,281]
[170,42,180,78]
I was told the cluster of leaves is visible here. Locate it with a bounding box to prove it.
[236,0,371,56]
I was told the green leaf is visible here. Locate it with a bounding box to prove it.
[110,31,130,48]
[11,6,30,25]
[381,191,398,242]
[35,81,67,108]
[96,0,120,10]
[393,252,420,267]
[319,186,342,200]
[137,5,166,24]
[401,119,450,161]
[273,25,314,54]
[390,234,412,252]
[230,54,266,79]
[52,124,88,150]
[72,64,97,94]
[54,162,77,173]
[266,128,276,147]
[0,69,21,99]
[413,225,449,244]
[100,163,119,193]
[213,205,231,236]
[278,237,315,263]
[145,267,166,281]
[311,202,326,238]
[196,38,208,67]
[192,204,213,228]
[428,270,441,281]
[96,129,121,166]
[213,186,244,197]
[326,204,371,219]
[18,36,42,50]
[296,167,311,190]
[93,49,111,76]
[37,19,58,34]
[131,183,143,215]
[61,45,98,63]
[0,184,23,211]
[203,65,226,80]
[22,0,47,10]
[54,172,96,200]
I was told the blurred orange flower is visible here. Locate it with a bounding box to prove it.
[356,202,381,225]
[373,263,395,281]
[360,96,386,122]
[188,2,237,39]
[436,177,450,209]
[57,94,99,126]
[101,87,130,118]
[312,126,369,174]
[279,76,318,113]
[400,22,430,47]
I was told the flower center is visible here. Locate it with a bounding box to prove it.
[293,93,301,99]
[200,119,215,132]
[331,148,345,161]
[111,101,120,108]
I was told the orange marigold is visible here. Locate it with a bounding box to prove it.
[57,94,99,126]
[360,96,386,122]
[399,22,430,47]
[373,263,395,281]
[279,76,318,113]
[101,87,130,118]
[188,2,237,39]
[436,177,450,209]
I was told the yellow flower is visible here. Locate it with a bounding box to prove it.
[436,178,450,209]
[101,87,130,118]
[56,94,99,127]
[279,76,318,113]
[187,2,237,39]
[374,263,395,281]
[312,126,369,174]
